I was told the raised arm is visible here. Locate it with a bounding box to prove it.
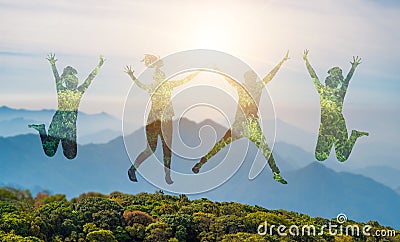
[341,56,361,94]
[261,50,290,87]
[47,53,63,91]
[210,67,241,89]
[78,55,105,93]
[124,66,152,91]
[303,50,323,93]
[221,73,241,89]
[170,70,201,87]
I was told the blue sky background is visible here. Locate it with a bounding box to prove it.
[1,0,399,168]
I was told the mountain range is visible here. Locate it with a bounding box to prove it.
[0,105,122,144]
[0,117,399,229]
[1,106,399,188]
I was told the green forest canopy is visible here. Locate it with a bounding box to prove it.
[0,187,398,242]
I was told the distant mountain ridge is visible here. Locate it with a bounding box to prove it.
[0,106,315,147]
[1,106,399,189]
[396,186,400,196]
[0,117,399,229]
[0,105,122,144]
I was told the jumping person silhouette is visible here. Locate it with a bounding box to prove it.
[303,50,368,162]
[125,54,199,184]
[192,51,290,184]
[29,53,104,159]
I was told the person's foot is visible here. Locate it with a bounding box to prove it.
[273,172,288,184]
[192,164,201,174]
[128,166,138,182]
[165,176,174,185]
[192,158,206,174]
[354,130,369,138]
[28,124,45,132]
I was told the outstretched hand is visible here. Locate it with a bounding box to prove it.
[283,50,290,62]
[124,66,135,76]
[303,49,309,61]
[350,56,362,67]
[99,55,105,66]
[46,53,57,65]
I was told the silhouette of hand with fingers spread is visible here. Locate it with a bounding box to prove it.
[283,50,290,62]
[47,53,57,65]
[303,49,309,61]
[99,55,105,66]
[351,56,362,67]
[125,66,134,75]
[125,66,137,81]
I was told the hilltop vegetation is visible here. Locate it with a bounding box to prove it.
[0,187,398,241]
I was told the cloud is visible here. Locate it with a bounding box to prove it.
[0,0,399,116]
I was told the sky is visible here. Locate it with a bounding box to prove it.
[0,0,399,141]
[2,2,400,226]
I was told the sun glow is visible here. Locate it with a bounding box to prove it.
[192,23,232,50]
[188,7,244,51]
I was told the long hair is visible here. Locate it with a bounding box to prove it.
[61,66,78,87]
[142,54,163,68]
[325,67,343,87]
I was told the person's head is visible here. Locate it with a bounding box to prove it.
[244,70,257,84]
[325,67,343,88]
[61,66,78,89]
[142,54,164,68]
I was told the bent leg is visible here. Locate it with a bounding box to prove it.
[62,115,78,159]
[192,129,238,173]
[42,136,60,157]
[161,120,173,184]
[334,129,369,162]
[62,138,77,159]
[315,123,334,161]
[333,115,369,162]
[29,123,60,157]
[44,111,67,157]
[134,121,160,168]
[128,121,160,182]
[247,123,287,184]
[248,129,278,174]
